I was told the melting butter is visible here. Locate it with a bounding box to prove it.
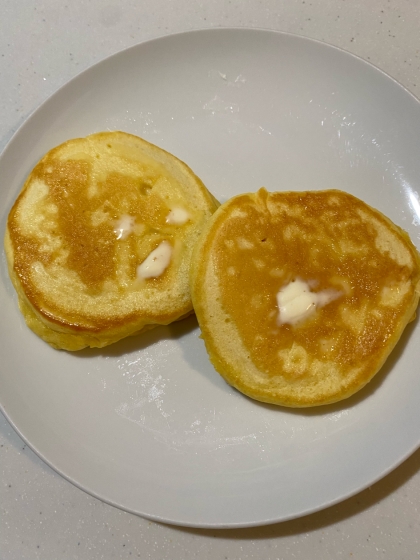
[114,215,136,240]
[166,207,190,225]
[277,279,341,325]
[137,241,172,279]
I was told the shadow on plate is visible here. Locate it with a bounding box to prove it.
[72,313,200,359]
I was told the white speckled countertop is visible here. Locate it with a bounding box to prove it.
[1,1,420,558]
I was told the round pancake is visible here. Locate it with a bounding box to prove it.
[190,188,420,407]
[5,131,219,350]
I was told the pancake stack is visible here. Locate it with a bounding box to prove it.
[5,131,219,350]
[190,188,420,407]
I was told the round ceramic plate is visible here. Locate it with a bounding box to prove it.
[1,29,420,528]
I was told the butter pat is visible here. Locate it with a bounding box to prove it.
[114,215,136,240]
[137,241,172,279]
[277,279,341,325]
[166,207,190,225]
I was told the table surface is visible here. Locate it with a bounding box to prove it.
[1,1,420,558]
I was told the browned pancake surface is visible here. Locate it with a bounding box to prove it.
[6,131,219,349]
[190,189,420,407]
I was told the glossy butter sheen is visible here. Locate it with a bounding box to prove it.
[137,241,172,279]
[277,279,342,325]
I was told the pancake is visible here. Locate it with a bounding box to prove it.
[5,131,219,350]
[190,188,420,407]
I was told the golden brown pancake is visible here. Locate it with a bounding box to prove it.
[5,131,219,350]
[190,188,420,407]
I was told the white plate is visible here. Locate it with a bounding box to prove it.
[1,29,420,528]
